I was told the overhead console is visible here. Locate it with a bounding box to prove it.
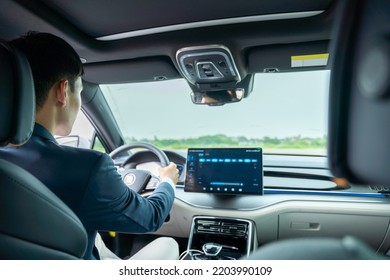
[176,45,253,106]
[176,45,241,91]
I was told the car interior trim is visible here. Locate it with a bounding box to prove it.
[172,188,389,211]
[264,189,387,198]
[96,11,325,41]
[155,197,390,251]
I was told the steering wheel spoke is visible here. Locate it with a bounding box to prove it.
[110,142,169,193]
[145,174,161,190]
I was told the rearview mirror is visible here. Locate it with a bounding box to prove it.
[191,89,244,106]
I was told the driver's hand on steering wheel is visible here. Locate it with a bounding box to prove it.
[158,162,179,185]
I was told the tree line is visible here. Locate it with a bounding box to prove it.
[125,134,327,150]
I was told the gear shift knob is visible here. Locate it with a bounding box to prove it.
[202,242,223,256]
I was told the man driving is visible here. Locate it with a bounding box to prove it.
[0,32,179,260]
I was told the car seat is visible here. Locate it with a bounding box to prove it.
[244,0,390,260]
[0,40,87,259]
[328,0,390,185]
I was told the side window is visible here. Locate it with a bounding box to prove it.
[56,111,95,149]
[71,111,95,148]
[56,110,108,153]
[92,136,106,152]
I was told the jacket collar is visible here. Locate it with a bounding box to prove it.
[33,123,58,143]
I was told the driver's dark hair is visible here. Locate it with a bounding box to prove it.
[10,31,84,109]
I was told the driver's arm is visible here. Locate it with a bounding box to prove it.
[80,153,175,233]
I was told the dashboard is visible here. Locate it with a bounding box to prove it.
[117,149,390,256]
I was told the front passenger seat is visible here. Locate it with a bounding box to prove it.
[244,0,390,260]
[0,40,87,259]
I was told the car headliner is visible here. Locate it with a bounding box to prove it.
[0,0,335,84]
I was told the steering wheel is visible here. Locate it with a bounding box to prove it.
[109,142,170,193]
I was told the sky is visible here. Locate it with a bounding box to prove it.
[100,70,330,140]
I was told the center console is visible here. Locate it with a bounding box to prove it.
[186,216,256,260]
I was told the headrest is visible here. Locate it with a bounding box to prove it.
[328,0,390,184]
[0,40,35,147]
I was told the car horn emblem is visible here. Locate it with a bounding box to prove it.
[124,173,136,186]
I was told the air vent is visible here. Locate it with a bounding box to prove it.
[369,185,390,193]
[196,220,221,234]
[195,219,248,236]
[221,222,248,237]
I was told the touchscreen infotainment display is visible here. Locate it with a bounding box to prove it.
[184,148,263,195]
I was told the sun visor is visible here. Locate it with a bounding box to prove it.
[328,0,390,184]
[247,41,330,73]
[83,57,180,84]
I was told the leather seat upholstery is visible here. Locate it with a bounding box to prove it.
[0,40,87,259]
[328,0,390,184]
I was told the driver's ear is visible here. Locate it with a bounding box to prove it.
[55,79,69,108]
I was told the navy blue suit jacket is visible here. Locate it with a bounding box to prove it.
[0,124,175,259]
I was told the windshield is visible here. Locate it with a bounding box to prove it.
[101,70,330,155]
